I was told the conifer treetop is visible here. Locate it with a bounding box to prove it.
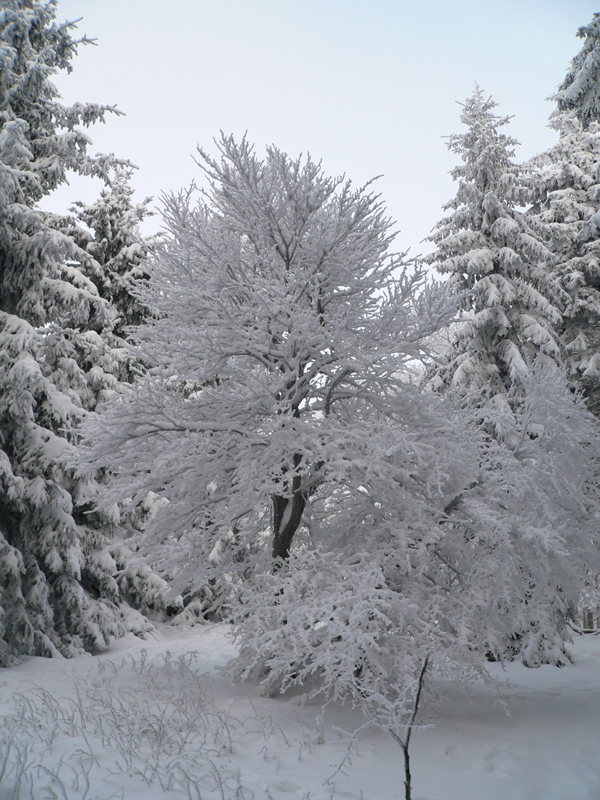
[0,0,123,204]
[558,13,600,128]
[426,88,562,397]
[444,88,519,209]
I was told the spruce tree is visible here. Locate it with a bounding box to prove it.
[557,13,600,128]
[426,88,563,402]
[58,172,172,616]
[527,110,600,414]
[0,0,138,664]
[66,168,156,336]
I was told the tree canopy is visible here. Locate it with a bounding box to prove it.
[84,138,600,703]
[84,135,455,575]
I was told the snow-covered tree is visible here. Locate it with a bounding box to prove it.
[84,137,600,701]
[426,88,563,402]
[83,134,455,571]
[65,168,156,337]
[50,169,170,616]
[526,110,600,414]
[557,14,600,128]
[227,359,600,700]
[0,0,139,665]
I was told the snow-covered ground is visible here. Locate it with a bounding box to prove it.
[1,622,599,800]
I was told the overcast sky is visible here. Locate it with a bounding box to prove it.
[43,0,599,258]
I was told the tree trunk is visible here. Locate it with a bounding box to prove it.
[271,450,306,565]
[271,489,305,561]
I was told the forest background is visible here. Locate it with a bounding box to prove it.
[5,2,600,798]
[1,0,600,674]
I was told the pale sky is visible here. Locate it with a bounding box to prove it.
[44,0,599,258]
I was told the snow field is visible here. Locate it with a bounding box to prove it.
[1,623,600,800]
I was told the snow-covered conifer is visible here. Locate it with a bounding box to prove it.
[526,111,600,413]
[426,89,563,401]
[0,0,138,664]
[65,168,156,337]
[557,14,600,127]
[84,137,600,695]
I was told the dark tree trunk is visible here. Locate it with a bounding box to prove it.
[271,450,307,561]
[271,489,306,561]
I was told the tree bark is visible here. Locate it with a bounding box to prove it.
[271,451,306,561]
[271,488,306,561]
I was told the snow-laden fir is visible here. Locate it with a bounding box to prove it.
[527,109,600,414]
[0,0,154,665]
[425,88,563,398]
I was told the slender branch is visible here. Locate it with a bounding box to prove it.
[387,653,431,800]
